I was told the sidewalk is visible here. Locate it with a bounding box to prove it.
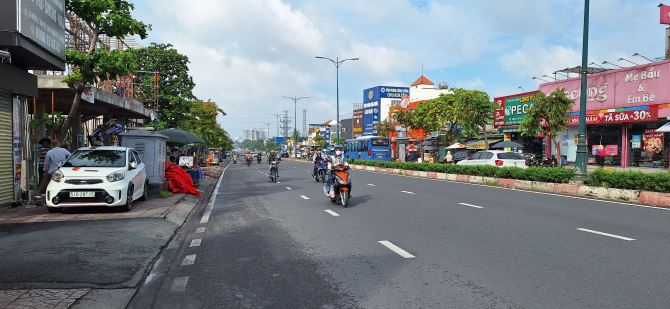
[0,165,223,309]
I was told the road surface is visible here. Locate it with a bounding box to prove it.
[131,159,670,308]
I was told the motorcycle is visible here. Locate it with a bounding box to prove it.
[524,153,557,167]
[313,161,327,183]
[257,156,262,164]
[245,157,252,167]
[232,156,238,164]
[269,161,279,183]
[324,165,352,207]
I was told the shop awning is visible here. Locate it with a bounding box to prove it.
[466,139,501,150]
[656,122,670,133]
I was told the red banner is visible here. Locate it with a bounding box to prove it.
[493,109,505,128]
[568,109,657,126]
[661,5,670,24]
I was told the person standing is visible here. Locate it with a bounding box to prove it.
[444,151,453,164]
[38,140,71,195]
[36,138,52,197]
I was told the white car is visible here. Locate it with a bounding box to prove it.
[456,150,528,168]
[46,146,148,212]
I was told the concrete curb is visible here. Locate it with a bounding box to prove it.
[348,163,670,208]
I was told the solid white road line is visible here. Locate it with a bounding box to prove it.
[200,161,229,224]
[378,240,415,259]
[367,184,376,187]
[181,254,197,266]
[170,276,189,293]
[400,191,415,195]
[189,239,201,247]
[324,209,340,217]
[577,228,636,241]
[300,195,311,200]
[285,187,292,190]
[195,227,205,234]
[459,202,484,209]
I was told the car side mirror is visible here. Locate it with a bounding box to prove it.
[130,161,138,170]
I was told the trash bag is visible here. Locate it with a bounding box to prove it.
[165,162,201,197]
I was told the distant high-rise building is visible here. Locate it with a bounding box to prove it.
[243,128,268,141]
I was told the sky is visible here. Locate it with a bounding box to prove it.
[132,0,667,140]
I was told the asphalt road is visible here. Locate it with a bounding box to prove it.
[131,159,670,308]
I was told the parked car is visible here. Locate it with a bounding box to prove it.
[280,151,289,158]
[456,150,527,168]
[46,146,148,212]
[451,150,477,163]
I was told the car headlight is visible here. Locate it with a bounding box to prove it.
[106,171,125,182]
[52,170,64,182]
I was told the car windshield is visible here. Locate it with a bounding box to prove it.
[63,150,126,167]
[497,152,525,160]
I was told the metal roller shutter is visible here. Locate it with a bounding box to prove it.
[0,94,14,205]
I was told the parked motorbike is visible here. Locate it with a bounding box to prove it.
[269,161,279,183]
[245,157,252,167]
[524,153,557,167]
[324,165,352,207]
[313,161,327,183]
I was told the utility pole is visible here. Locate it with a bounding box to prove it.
[279,110,291,150]
[270,113,281,140]
[283,96,308,157]
[315,56,360,141]
[303,108,307,141]
[575,0,590,176]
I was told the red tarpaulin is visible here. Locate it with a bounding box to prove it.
[165,162,201,197]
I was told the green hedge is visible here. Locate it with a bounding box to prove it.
[586,169,670,193]
[349,160,574,183]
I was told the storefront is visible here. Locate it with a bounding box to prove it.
[541,60,670,169]
[0,0,66,204]
[493,91,546,154]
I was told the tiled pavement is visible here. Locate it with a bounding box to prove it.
[0,165,225,308]
[0,289,89,309]
[0,191,186,225]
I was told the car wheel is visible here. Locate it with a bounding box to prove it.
[120,185,133,212]
[139,181,148,201]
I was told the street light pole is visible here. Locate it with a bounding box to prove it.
[283,96,308,157]
[315,56,359,142]
[575,0,590,176]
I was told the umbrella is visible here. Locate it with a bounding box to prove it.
[158,128,206,145]
[490,140,524,149]
[446,142,467,149]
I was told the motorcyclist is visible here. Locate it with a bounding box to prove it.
[256,151,262,163]
[267,150,279,178]
[244,151,252,165]
[325,145,348,198]
[232,152,238,163]
[312,151,325,177]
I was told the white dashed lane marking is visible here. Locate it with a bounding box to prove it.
[195,227,205,234]
[286,187,292,190]
[401,191,415,195]
[577,228,636,241]
[378,240,415,259]
[170,276,189,293]
[459,202,484,209]
[324,209,340,217]
[189,239,201,247]
[300,195,311,200]
[181,254,196,266]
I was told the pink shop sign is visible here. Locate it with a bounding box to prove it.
[539,61,670,112]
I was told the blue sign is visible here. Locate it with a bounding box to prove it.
[362,86,409,135]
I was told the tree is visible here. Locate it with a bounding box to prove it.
[375,119,395,137]
[63,0,150,146]
[519,89,573,166]
[451,89,495,147]
[131,43,196,129]
[185,100,231,148]
[314,135,327,147]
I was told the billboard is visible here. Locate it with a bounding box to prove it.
[353,108,363,137]
[18,0,66,60]
[493,91,539,131]
[539,61,670,112]
[362,86,409,135]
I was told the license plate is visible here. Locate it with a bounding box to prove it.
[69,192,95,198]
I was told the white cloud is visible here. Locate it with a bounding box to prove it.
[499,40,581,78]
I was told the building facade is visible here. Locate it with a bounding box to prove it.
[362,86,410,135]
